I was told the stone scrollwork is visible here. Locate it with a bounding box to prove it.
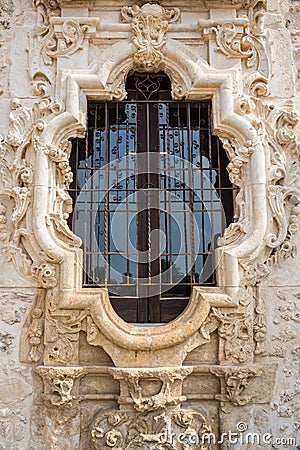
[199,1,269,97]
[121,3,180,72]
[240,100,300,285]
[33,1,88,66]
[214,21,253,60]
[0,89,82,291]
[42,19,89,65]
[90,408,211,450]
[213,21,268,76]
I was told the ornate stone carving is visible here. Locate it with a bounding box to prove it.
[0,95,76,287]
[36,366,84,407]
[241,100,300,285]
[212,307,253,363]
[253,288,267,355]
[218,137,254,246]
[121,3,180,72]
[90,408,211,450]
[41,19,88,65]
[212,367,262,406]
[199,5,269,97]
[33,1,60,66]
[113,368,192,412]
[0,1,299,448]
[25,289,45,363]
[45,303,89,364]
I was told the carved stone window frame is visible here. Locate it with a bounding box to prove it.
[30,50,266,350]
[2,2,299,366]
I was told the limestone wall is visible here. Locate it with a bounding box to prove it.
[0,0,299,449]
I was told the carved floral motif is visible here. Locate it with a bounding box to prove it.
[90,408,211,450]
[121,3,180,72]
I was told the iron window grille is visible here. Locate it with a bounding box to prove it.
[69,73,235,323]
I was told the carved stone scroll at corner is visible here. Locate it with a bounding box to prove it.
[42,19,89,65]
[242,102,300,285]
[33,0,88,66]
[121,3,180,72]
[201,3,270,97]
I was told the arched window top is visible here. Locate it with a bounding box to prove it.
[125,72,172,100]
[69,73,235,323]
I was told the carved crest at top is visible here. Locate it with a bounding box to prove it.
[121,3,180,72]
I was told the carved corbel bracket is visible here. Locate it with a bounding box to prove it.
[36,366,84,407]
[211,364,276,406]
[211,366,261,405]
[121,3,180,72]
[111,367,193,412]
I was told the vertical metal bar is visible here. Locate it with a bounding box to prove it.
[168,103,173,287]
[187,102,195,287]
[125,102,130,287]
[207,103,215,282]
[105,103,109,286]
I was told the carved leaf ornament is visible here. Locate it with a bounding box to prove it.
[90,409,211,450]
[121,3,180,72]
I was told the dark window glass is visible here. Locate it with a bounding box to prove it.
[69,73,235,323]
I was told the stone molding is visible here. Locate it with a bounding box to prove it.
[34,364,277,447]
[0,1,298,448]
[0,1,295,368]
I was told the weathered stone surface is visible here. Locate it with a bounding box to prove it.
[0,0,299,449]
